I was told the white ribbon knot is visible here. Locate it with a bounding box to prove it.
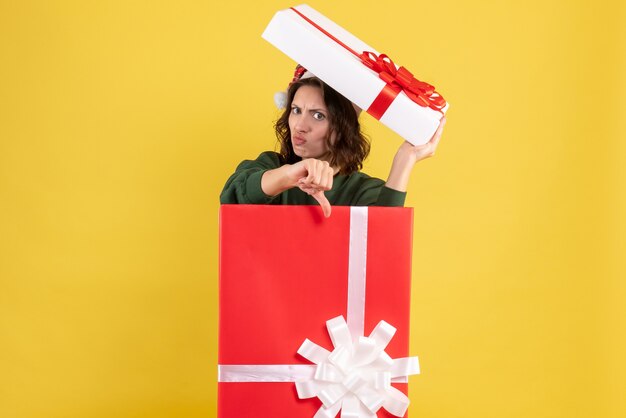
[295,315,420,418]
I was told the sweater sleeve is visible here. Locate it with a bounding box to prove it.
[219,152,283,204]
[373,186,407,207]
[351,177,407,207]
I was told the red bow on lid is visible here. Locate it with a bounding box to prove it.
[360,52,446,113]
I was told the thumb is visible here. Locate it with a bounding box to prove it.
[311,190,332,218]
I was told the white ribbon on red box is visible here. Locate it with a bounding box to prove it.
[218,207,420,417]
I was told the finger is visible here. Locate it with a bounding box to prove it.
[429,118,445,150]
[429,118,445,142]
[324,166,334,190]
[298,180,324,194]
[317,165,329,190]
[299,175,318,186]
[313,161,324,186]
[301,159,314,184]
[299,185,320,195]
[417,118,445,158]
[312,190,332,218]
[428,129,441,148]
[434,117,445,138]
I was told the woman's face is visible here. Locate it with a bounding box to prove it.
[289,85,334,161]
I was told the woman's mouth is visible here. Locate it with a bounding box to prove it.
[293,135,306,146]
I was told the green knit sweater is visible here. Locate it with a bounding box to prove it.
[220,152,406,207]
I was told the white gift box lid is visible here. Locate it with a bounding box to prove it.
[262,4,449,146]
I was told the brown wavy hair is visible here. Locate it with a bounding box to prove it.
[274,77,370,175]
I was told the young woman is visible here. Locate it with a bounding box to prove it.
[220,68,445,217]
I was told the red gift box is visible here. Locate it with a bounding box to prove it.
[218,205,418,417]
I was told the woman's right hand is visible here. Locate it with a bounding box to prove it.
[261,158,335,218]
[287,159,334,218]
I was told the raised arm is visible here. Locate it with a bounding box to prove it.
[385,117,446,192]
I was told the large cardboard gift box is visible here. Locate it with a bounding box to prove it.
[218,205,419,417]
[262,4,449,146]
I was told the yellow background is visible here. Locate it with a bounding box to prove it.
[1,0,624,417]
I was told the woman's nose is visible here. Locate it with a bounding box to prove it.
[294,114,310,133]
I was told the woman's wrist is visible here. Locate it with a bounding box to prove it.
[385,148,417,192]
[261,164,297,196]
[385,162,412,192]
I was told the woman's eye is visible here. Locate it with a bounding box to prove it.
[313,112,326,121]
[291,107,301,115]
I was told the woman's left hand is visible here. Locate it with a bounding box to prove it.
[397,116,446,165]
[385,116,446,192]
